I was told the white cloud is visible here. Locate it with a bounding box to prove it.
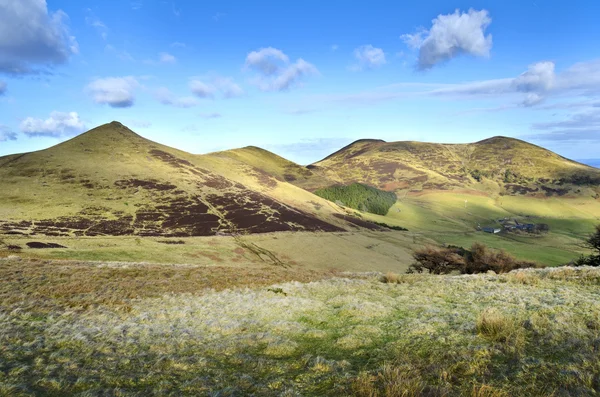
[331,44,339,51]
[0,0,78,75]
[86,76,139,108]
[0,125,17,141]
[155,87,198,108]
[352,45,386,70]
[0,80,6,95]
[245,47,318,92]
[20,111,86,137]
[171,42,186,48]
[245,47,289,76]
[401,9,492,70]
[159,52,176,64]
[189,77,243,99]
[190,80,216,98]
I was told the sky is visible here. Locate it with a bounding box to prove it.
[0,0,599,165]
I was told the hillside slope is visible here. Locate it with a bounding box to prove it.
[307,137,600,197]
[0,122,353,237]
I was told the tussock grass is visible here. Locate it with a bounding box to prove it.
[2,259,600,396]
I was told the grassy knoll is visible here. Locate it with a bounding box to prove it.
[2,258,600,396]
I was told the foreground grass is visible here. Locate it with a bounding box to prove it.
[2,259,600,396]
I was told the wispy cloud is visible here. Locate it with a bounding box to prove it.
[189,77,243,99]
[401,8,492,70]
[198,112,222,119]
[0,81,6,95]
[20,111,86,138]
[245,47,319,91]
[155,87,198,108]
[85,10,108,40]
[351,45,386,71]
[104,45,135,62]
[171,42,186,48]
[0,125,17,142]
[0,0,78,75]
[265,138,352,164]
[125,120,152,128]
[321,59,600,109]
[86,76,139,108]
[159,52,176,64]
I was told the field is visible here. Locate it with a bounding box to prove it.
[2,257,600,396]
[0,230,424,273]
[353,191,600,266]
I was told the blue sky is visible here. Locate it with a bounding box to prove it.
[1,0,599,165]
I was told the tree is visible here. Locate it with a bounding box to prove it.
[574,224,600,266]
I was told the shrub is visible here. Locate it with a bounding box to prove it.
[407,243,538,275]
[314,183,397,215]
[406,246,465,275]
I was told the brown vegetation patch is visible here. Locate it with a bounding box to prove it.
[251,168,278,188]
[505,184,539,195]
[283,173,297,182]
[115,179,177,191]
[26,242,67,249]
[541,186,570,197]
[333,213,385,231]
[0,258,340,313]
[206,191,343,233]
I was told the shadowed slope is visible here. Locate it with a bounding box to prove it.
[0,122,347,237]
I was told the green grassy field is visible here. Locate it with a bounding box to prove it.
[2,258,600,396]
[352,191,600,266]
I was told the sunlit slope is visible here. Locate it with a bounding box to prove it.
[0,122,351,237]
[205,145,335,191]
[308,136,600,196]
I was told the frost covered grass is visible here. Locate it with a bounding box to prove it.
[2,259,600,396]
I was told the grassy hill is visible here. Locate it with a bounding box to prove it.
[308,136,600,196]
[0,122,359,238]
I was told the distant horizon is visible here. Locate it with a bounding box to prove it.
[1,0,599,164]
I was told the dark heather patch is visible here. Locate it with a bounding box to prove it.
[541,186,570,197]
[115,179,177,191]
[26,242,67,249]
[157,240,186,245]
[283,174,297,182]
[206,191,344,234]
[504,184,540,195]
[251,168,278,188]
[333,213,385,231]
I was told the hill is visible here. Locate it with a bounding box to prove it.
[0,122,358,238]
[306,136,600,197]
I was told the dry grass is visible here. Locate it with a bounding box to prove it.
[2,260,600,396]
[0,257,339,313]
